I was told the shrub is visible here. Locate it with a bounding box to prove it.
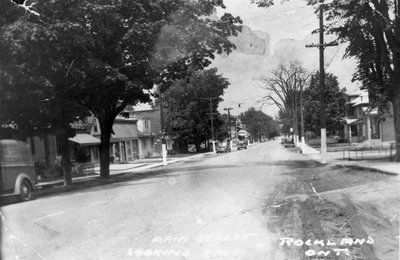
[34,158,63,179]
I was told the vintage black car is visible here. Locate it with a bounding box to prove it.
[0,140,37,201]
[281,137,295,148]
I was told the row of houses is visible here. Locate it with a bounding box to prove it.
[342,90,395,146]
[27,107,172,167]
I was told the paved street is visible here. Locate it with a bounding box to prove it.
[1,140,399,260]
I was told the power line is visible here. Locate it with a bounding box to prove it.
[325,44,342,70]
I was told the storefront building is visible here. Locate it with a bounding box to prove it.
[68,117,101,165]
[105,116,139,163]
[127,108,162,158]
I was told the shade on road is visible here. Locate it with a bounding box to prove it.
[0,140,335,259]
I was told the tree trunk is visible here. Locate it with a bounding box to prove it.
[59,132,72,186]
[44,135,51,167]
[393,82,400,162]
[99,118,113,179]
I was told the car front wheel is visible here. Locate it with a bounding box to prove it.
[19,179,32,201]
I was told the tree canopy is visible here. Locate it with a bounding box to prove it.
[0,0,242,178]
[239,107,279,141]
[324,1,400,159]
[163,68,229,151]
[258,62,309,136]
[303,71,347,136]
[252,0,400,160]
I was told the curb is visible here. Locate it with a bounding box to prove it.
[35,170,163,198]
[340,164,398,176]
[36,177,131,198]
[34,152,212,198]
[300,150,399,176]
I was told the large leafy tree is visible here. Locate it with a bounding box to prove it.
[0,0,242,179]
[0,0,90,184]
[163,68,229,151]
[239,107,279,141]
[259,62,309,137]
[324,0,400,160]
[303,71,347,136]
[252,0,400,160]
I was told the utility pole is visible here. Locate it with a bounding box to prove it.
[292,95,296,143]
[300,84,305,150]
[306,0,338,164]
[224,107,233,149]
[202,97,219,153]
[293,92,298,146]
[159,87,167,166]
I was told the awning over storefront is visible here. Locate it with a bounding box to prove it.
[110,125,138,142]
[344,118,362,125]
[69,134,101,146]
[138,130,156,137]
[110,137,134,143]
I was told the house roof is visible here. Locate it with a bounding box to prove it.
[343,118,363,125]
[350,91,369,107]
[114,115,137,122]
[132,103,154,111]
[69,134,101,146]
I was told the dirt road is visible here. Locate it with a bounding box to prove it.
[265,158,399,260]
[1,140,398,259]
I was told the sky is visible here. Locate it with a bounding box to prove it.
[137,0,360,117]
[218,0,318,52]
[213,0,360,118]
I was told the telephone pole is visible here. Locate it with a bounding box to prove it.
[300,84,305,150]
[202,97,219,153]
[306,0,338,164]
[293,91,298,145]
[159,87,167,166]
[224,107,233,149]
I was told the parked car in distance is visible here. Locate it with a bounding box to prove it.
[237,130,249,150]
[0,140,37,201]
[216,139,231,153]
[281,137,295,148]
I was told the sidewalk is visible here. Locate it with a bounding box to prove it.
[301,143,400,175]
[36,152,213,190]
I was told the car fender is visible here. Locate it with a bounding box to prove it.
[14,173,35,194]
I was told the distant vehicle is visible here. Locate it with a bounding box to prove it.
[216,139,231,153]
[0,140,37,201]
[237,130,249,150]
[281,137,295,148]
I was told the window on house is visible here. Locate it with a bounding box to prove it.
[93,119,98,133]
[93,147,99,160]
[56,137,62,157]
[76,146,91,163]
[351,125,357,137]
[144,120,149,130]
[126,141,131,158]
[132,141,137,153]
